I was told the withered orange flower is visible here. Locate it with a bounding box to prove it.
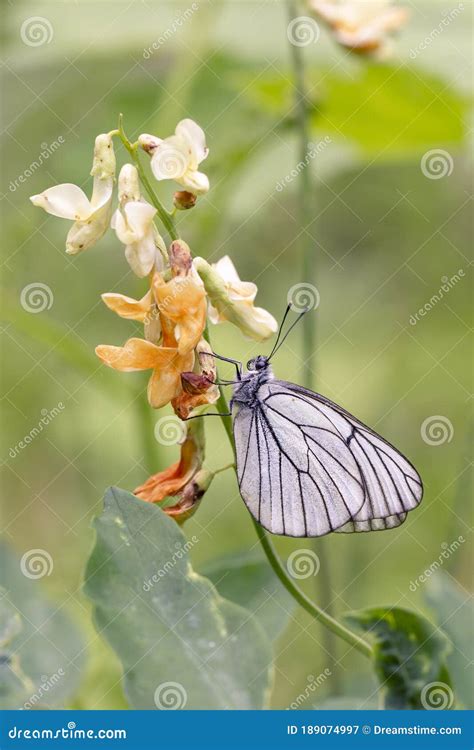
[153,272,206,356]
[134,421,212,523]
[171,338,219,419]
[95,337,194,408]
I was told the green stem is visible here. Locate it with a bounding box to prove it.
[287,0,342,682]
[116,116,178,241]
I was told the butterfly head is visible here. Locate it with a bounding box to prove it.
[246,355,269,372]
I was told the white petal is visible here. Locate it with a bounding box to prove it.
[150,135,189,181]
[30,184,92,221]
[176,119,208,167]
[89,176,114,211]
[66,197,112,254]
[213,255,241,284]
[179,169,209,195]
[123,201,157,239]
[125,233,157,277]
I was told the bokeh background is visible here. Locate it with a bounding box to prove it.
[1,0,472,710]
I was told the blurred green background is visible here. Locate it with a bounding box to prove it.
[1,0,472,709]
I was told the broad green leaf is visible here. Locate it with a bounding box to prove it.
[84,487,273,709]
[201,550,295,640]
[345,607,453,710]
[0,542,86,709]
[425,572,473,709]
[315,66,468,154]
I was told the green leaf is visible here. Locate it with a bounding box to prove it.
[201,550,295,641]
[314,65,469,155]
[345,606,453,709]
[84,487,273,709]
[424,572,473,709]
[0,542,86,709]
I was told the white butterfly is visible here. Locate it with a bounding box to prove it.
[232,354,422,537]
[200,311,423,538]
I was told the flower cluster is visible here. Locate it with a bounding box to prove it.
[30,117,277,517]
[309,0,409,56]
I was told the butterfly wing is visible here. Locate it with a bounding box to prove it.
[233,380,423,537]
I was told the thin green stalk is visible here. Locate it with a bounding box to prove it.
[116,116,178,241]
[287,0,343,683]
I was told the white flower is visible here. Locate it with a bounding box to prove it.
[30,133,115,255]
[309,0,408,55]
[112,164,166,278]
[139,119,209,195]
[194,255,278,341]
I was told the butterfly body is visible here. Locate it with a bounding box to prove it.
[231,356,423,538]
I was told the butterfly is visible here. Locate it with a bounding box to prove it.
[209,306,423,538]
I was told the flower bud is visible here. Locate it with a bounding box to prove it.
[173,191,197,210]
[90,133,116,180]
[117,163,141,205]
[168,239,192,277]
[138,133,161,155]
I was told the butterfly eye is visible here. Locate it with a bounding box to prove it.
[246,358,255,370]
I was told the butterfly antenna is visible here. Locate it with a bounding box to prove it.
[267,303,292,360]
[268,306,310,361]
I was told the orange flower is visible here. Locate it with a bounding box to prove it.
[153,272,206,356]
[134,421,212,523]
[95,337,194,408]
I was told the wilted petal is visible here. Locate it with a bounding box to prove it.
[101,290,153,321]
[30,184,92,221]
[147,348,194,408]
[95,338,170,371]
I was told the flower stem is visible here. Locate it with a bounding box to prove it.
[116,115,178,241]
